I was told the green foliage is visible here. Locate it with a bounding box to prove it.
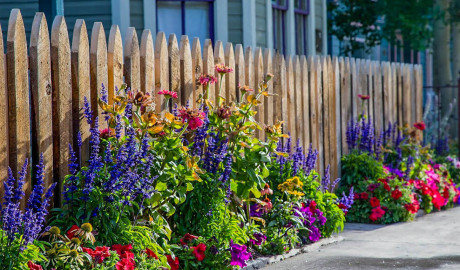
[340,150,385,189]
[0,232,45,270]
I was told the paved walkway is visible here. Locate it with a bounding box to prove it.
[262,207,460,270]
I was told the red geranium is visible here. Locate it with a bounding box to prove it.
[145,248,158,259]
[82,246,111,264]
[191,243,207,261]
[383,182,391,192]
[391,189,403,200]
[369,207,385,222]
[369,197,380,208]
[443,187,450,199]
[27,261,43,270]
[111,244,134,262]
[432,191,445,210]
[413,121,426,131]
[116,258,135,270]
[167,255,180,270]
[180,233,199,246]
[66,225,80,239]
[309,201,317,212]
[360,192,369,200]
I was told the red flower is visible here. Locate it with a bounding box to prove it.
[66,225,80,239]
[111,244,133,258]
[369,206,386,221]
[116,258,135,270]
[413,121,426,131]
[198,75,218,87]
[353,193,360,200]
[309,200,317,212]
[28,262,43,270]
[338,203,347,210]
[82,246,111,264]
[191,243,207,261]
[443,187,450,199]
[360,192,369,200]
[180,233,199,246]
[383,182,391,192]
[358,94,370,100]
[167,255,180,270]
[391,189,403,200]
[369,197,380,208]
[145,248,158,259]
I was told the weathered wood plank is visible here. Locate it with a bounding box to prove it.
[168,34,180,105]
[140,29,155,94]
[51,15,72,203]
[125,27,141,92]
[224,42,236,103]
[180,35,193,106]
[403,64,413,125]
[263,48,273,126]
[321,56,330,176]
[366,60,374,123]
[286,56,296,146]
[203,39,215,103]
[214,40,226,105]
[340,58,351,154]
[308,56,320,169]
[191,38,202,108]
[314,57,324,174]
[244,46,254,91]
[30,12,53,191]
[373,61,383,133]
[396,63,403,124]
[331,57,340,179]
[350,58,358,119]
[293,56,303,147]
[7,9,31,196]
[0,24,7,199]
[155,32,169,113]
[234,44,245,102]
[273,53,287,132]
[382,62,391,128]
[254,47,264,139]
[90,22,108,126]
[300,55,310,147]
[107,25,123,102]
[415,65,423,122]
[71,19,91,163]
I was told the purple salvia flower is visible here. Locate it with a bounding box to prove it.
[83,96,93,125]
[115,114,122,140]
[27,154,45,212]
[321,165,331,192]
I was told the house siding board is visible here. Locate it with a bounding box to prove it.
[315,0,322,31]
[64,0,112,41]
[130,0,144,38]
[0,0,38,45]
[255,0,266,48]
[228,0,242,44]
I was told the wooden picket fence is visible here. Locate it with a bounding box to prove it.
[0,9,423,203]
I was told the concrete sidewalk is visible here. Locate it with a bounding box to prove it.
[262,207,460,270]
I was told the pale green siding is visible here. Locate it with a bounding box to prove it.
[228,0,243,44]
[130,0,144,38]
[0,0,39,45]
[255,0,266,48]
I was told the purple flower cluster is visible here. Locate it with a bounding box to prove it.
[432,136,449,156]
[321,165,331,192]
[405,155,414,180]
[293,202,326,243]
[249,232,267,246]
[229,240,252,268]
[337,187,354,214]
[1,158,55,249]
[276,138,318,179]
[203,132,228,174]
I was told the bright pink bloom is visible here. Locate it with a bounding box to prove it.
[177,107,206,130]
[215,63,233,74]
[157,89,178,99]
[116,258,135,270]
[358,94,370,100]
[413,121,426,131]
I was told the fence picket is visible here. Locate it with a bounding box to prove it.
[382,62,391,128]
[245,46,254,91]
[286,56,296,146]
[203,39,215,103]
[0,23,6,198]
[180,35,193,106]
[71,19,91,162]
[108,25,123,102]
[155,32,168,113]
[373,62,383,133]
[168,34,180,104]
[396,63,403,124]
[403,64,413,125]
[415,65,423,122]
[30,12,53,191]
[331,57,340,179]
[234,44,245,102]
[254,47,264,139]
[7,9,31,197]
[308,56,320,170]
[51,16,72,202]
[140,29,154,94]
[273,53,287,132]
[321,57,330,176]
[124,27,141,92]
[191,38,202,108]
[300,56,310,147]
[90,22,108,126]
[340,58,351,154]
[214,41,225,104]
[224,43,236,103]
[263,49,273,126]
[293,56,303,147]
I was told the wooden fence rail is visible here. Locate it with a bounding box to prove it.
[0,9,423,202]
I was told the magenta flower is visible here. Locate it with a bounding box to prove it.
[230,240,252,268]
[249,232,267,246]
[157,89,178,99]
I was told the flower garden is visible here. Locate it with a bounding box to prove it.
[0,65,458,270]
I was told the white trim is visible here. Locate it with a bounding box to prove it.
[286,0,295,55]
[242,0,256,48]
[322,0,327,55]
[214,0,228,43]
[111,0,130,39]
[265,0,273,50]
[143,0,156,42]
[307,0,315,56]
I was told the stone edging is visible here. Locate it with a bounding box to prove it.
[242,236,344,270]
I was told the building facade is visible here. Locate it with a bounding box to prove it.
[0,0,328,56]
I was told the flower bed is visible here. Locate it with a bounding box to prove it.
[339,105,460,224]
[0,67,350,269]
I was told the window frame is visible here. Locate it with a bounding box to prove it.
[156,0,215,41]
[272,0,288,55]
[294,0,309,55]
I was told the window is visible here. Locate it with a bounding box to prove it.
[294,0,309,55]
[156,0,214,42]
[272,0,288,54]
